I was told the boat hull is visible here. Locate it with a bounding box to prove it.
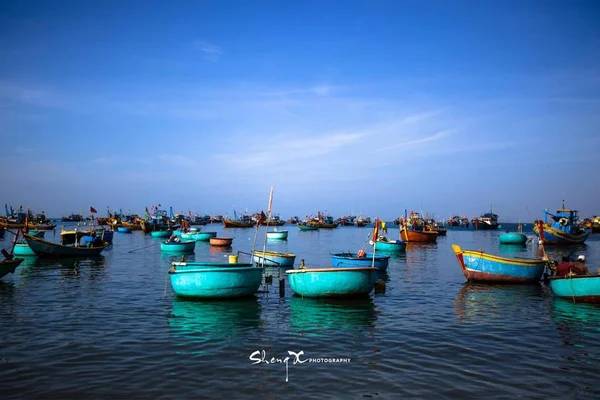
[298,224,319,231]
[401,229,438,243]
[209,237,233,246]
[533,224,590,245]
[330,253,389,271]
[150,230,172,239]
[252,251,296,267]
[181,231,217,241]
[24,234,107,257]
[499,233,528,245]
[452,244,546,283]
[14,243,36,256]
[266,230,288,240]
[0,258,24,279]
[223,219,255,228]
[374,240,406,252]
[286,267,378,298]
[549,275,600,303]
[161,241,196,253]
[169,262,263,298]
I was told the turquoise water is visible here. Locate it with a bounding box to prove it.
[1,225,600,398]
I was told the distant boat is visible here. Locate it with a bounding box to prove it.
[252,250,296,268]
[24,233,108,257]
[549,274,600,303]
[447,215,469,228]
[532,203,590,245]
[61,213,83,222]
[452,244,547,283]
[209,237,233,247]
[266,230,288,240]
[298,223,319,231]
[169,260,263,299]
[286,261,378,298]
[472,208,499,230]
[181,231,217,241]
[399,211,438,242]
[330,252,390,272]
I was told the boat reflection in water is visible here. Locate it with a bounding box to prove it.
[168,297,262,347]
[287,296,377,336]
[454,282,544,323]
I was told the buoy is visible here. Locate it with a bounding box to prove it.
[357,249,366,258]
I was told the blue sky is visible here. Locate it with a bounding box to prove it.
[1,0,599,221]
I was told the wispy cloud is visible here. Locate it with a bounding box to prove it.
[156,154,197,167]
[194,40,222,62]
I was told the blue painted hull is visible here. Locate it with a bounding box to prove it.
[150,230,172,239]
[266,230,288,240]
[498,233,527,245]
[181,231,217,241]
[161,241,196,253]
[169,262,263,298]
[117,226,132,233]
[452,244,546,283]
[252,251,296,267]
[550,275,600,303]
[286,267,378,298]
[14,243,36,256]
[330,253,390,271]
[533,224,590,245]
[374,239,406,253]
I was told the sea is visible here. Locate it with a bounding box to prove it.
[1,222,600,399]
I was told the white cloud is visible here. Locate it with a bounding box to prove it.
[194,41,222,62]
[156,154,197,167]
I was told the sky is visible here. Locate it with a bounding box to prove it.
[1,0,599,221]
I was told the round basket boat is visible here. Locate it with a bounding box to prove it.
[150,230,173,239]
[209,237,233,247]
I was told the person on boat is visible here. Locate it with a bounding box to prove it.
[572,255,588,275]
[168,235,180,243]
[554,256,587,276]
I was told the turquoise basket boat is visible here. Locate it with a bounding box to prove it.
[161,240,196,253]
[452,244,547,283]
[549,275,600,303]
[169,261,263,299]
[14,242,36,256]
[330,252,390,272]
[150,230,173,239]
[252,250,296,268]
[266,230,288,240]
[286,266,378,298]
[498,233,528,245]
[181,231,217,241]
[373,239,406,253]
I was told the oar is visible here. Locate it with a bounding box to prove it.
[128,242,159,253]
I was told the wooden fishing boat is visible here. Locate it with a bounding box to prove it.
[298,223,319,231]
[14,242,36,256]
[286,262,378,298]
[330,252,390,272]
[210,237,233,247]
[24,234,108,257]
[61,227,114,245]
[549,274,600,303]
[121,221,142,230]
[26,230,45,238]
[169,261,263,298]
[532,203,590,245]
[399,211,438,242]
[452,244,547,283]
[223,218,255,228]
[266,230,288,240]
[117,226,132,233]
[0,221,57,230]
[252,250,296,267]
[472,208,500,230]
[150,230,172,239]
[0,257,24,280]
[182,231,217,241]
[160,239,196,253]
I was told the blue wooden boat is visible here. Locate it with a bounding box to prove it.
[0,257,24,280]
[14,242,36,256]
[23,233,108,257]
[549,274,600,303]
[252,250,296,267]
[286,262,378,298]
[150,230,172,239]
[498,232,528,245]
[161,239,196,253]
[117,226,132,233]
[532,203,590,245]
[298,224,319,231]
[266,230,288,240]
[169,261,263,298]
[330,252,390,272]
[452,244,547,283]
[181,231,217,241]
[373,238,406,253]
